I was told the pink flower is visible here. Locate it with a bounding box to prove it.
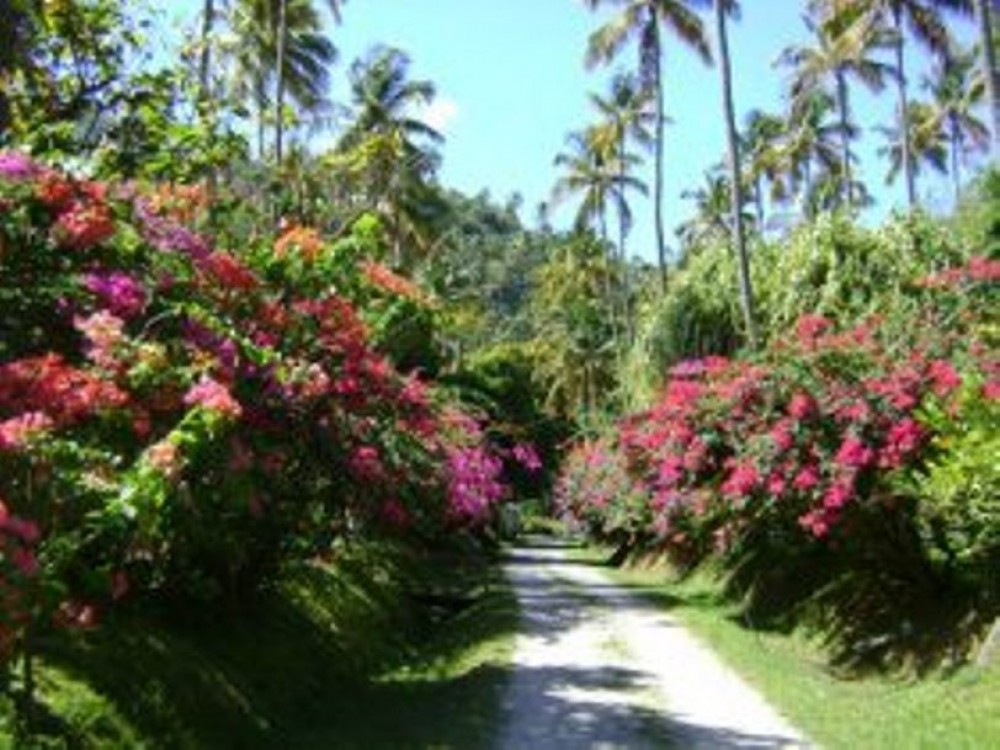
[657,454,685,488]
[879,418,925,469]
[11,546,39,576]
[766,473,788,497]
[74,310,126,370]
[799,509,835,539]
[84,271,147,319]
[348,445,385,481]
[0,412,54,452]
[835,435,874,469]
[928,360,961,397]
[769,419,795,453]
[512,443,543,472]
[788,392,818,421]
[0,514,41,544]
[722,462,759,498]
[0,151,40,181]
[968,255,1000,282]
[184,375,242,419]
[796,315,832,348]
[822,479,854,510]
[682,438,708,472]
[984,380,1000,401]
[792,464,820,491]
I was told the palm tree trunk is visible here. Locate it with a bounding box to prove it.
[950,113,962,202]
[199,0,218,236]
[835,67,854,209]
[975,0,1000,157]
[651,22,668,293]
[618,135,634,344]
[199,0,214,101]
[274,0,289,164]
[802,156,813,219]
[716,1,758,350]
[892,7,916,208]
[754,175,764,230]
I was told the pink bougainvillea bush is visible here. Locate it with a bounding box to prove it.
[0,154,523,675]
[557,255,999,666]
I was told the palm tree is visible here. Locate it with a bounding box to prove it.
[711,0,757,348]
[552,126,648,353]
[834,0,971,208]
[199,0,216,101]
[924,47,989,199]
[677,168,740,249]
[588,72,655,263]
[338,46,446,266]
[588,73,654,345]
[267,0,345,164]
[876,99,949,188]
[779,8,895,208]
[584,0,712,291]
[552,128,648,243]
[973,0,999,155]
[777,90,845,218]
[232,0,339,160]
[742,109,786,228]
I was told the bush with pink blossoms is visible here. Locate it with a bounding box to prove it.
[558,255,999,667]
[0,156,514,685]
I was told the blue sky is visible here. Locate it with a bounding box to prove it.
[163,1,982,264]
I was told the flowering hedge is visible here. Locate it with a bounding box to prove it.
[557,254,999,662]
[0,152,538,680]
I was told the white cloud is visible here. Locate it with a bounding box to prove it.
[413,97,459,134]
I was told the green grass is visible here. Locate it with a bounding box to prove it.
[574,544,1000,750]
[1,540,519,749]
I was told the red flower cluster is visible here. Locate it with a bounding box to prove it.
[0,354,129,430]
[917,256,1000,288]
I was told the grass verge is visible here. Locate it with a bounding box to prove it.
[574,544,1000,750]
[1,539,519,749]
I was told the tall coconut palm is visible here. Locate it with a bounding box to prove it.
[711,0,757,348]
[677,168,740,249]
[973,0,1000,155]
[273,0,343,163]
[742,109,787,228]
[779,90,847,217]
[232,0,338,160]
[584,0,712,291]
[588,72,656,262]
[339,46,443,174]
[779,8,895,208]
[876,99,949,188]
[199,0,216,101]
[552,128,649,243]
[924,47,989,198]
[832,0,972,208]
[338,46,445,266]
[588,73,654,345]
[552,126,648,352]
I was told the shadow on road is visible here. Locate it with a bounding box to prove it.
[498,539,808,749]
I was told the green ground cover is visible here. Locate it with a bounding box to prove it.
[0,541,518,749]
